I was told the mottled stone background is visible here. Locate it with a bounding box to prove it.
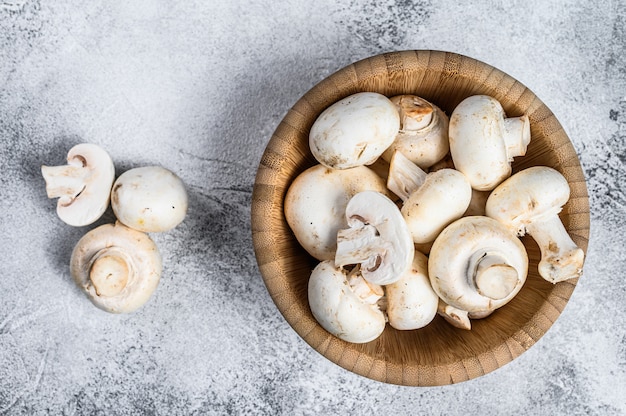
[1,0,625,414]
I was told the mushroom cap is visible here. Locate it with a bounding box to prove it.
[111,166,188,233]
[309,92,400,169]
[41,143,115,227]
[336,190,414,285]
[401,168,472,244]
[485,166,570,236]
[448,95,512,191]
[428,216,528,314]
[385,251,438,330]
[70,222,162,313]
[284,164,388,261]
[308,260,386,343]
[381,95,450,169]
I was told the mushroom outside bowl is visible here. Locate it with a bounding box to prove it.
[250,50,590,386]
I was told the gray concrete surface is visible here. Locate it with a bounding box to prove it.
[1,0,625,414]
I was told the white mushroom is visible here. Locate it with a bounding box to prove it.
[111,166,188,233]
[70,222,162,313]
[335,191,414,286]
[485,166,585,283]
[449,95,531,191]
[41,143,115,227]
[428,216,528,315]
[284,164,388,261]
[385,251,438,330]
[387,151,472,244]
[308,260,386,343]
[381,95,449,169]
[309,92,400,169]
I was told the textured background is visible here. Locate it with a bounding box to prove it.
[1,0,625,414]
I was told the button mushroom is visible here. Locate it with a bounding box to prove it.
[41,143,115,227]
[428,216,528,315]
[111,166,188,233]
[70,222,162,313]
[485,166,585,283]
[334,191,414,285]
[308,260,386,344]
[381,94,449,169]
[284,164,388,261]
[387,150,472,244]
[385,251,438,330]
[449,95,531,191]
[309,92,400,169]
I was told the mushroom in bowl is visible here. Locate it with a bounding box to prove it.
[251,50,589,386]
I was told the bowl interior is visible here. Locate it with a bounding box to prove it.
[251,50,590,386]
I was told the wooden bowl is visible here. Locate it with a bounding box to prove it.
[251,50,590,386]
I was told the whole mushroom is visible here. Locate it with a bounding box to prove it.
[111,166,188,233]
[485,166,585,283]
[385,251,438,330]
[449,95,531,191]
[70,222,162,313]
[309,92,400,169]
[308,260,386,344]
[334,191,414,286]
[387,150,472,244]
[284,164,388,261]
[41,143,115,227]
[381,94,449,169]
[428,216,528,315]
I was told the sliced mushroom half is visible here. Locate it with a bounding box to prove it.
[41,143,115,227]
[335,191,414,286]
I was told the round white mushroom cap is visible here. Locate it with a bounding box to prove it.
[111,166,188,233]
[448,95,530,191]
[309,92,400,169]
[381,95,450,169]
[428,216,528,314]
[308,260,386,344]
[284,164,388,261]
[70,222,162,313]
[41,143,115,227]
[385,251,438,330]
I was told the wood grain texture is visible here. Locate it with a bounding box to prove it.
[251,50,590,386]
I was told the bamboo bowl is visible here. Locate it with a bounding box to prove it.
[251,50,589,386]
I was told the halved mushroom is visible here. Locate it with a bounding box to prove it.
[428,216,528,315]
[335,191,413,286]
[309,92,400,169]
[387,151,472,244]
[308,260,386,343]
[449,95,531,191]
[70,222,162,313]
[385,251,438,330]
[381,95,449,169]
[111,166,188,233]
[41,143,115,227]
[284,164,389,261]
[485,166,585,283]
[437,299,471,330]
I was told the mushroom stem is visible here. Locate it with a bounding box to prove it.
[89,248,132,297]
[437,299,471,330]
[472,254,520,300]
[335,223,391,272]
[387,150,428,202]
[503,115,531,159]
[41,163,90,202]
[396,95,434,131]
[347,268,384,305]
[526,215,585,283]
